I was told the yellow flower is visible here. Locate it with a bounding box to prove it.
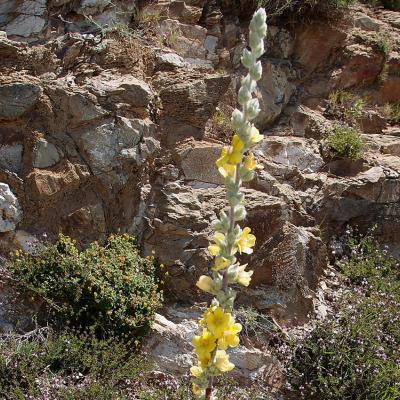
[196,275,217,294]
[190,365,204,378]
[216,135,244,167]
[218,322,242,350]
[213,256,231,271]
[218,163,236,179]
[198,352,212,368]
[236,227,256,254]
[215,350,235,372]
[192,383,204,396]
[248,126,263,145]
[204,307,234,339]
[236,265,254,287]
[192,328,216,356]
[208,232,225,256]
[244,152,257,171]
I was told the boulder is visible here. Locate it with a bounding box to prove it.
[0,183,22,232]
[0,82,42,120]
[339,44,384,88]
[76,0,111,15]
[256,61,295,128]
[176,140,223,184]
[26,160,88,200]
[32,138,62,169]
[86,73,153,108]
[0,144,23,174]
[156,72,230,145]
[2,0,47,38]
[158,19,207,60]
[256,136,324,173]
[72,118,157,177]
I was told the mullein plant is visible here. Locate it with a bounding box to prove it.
[190,8,268,400]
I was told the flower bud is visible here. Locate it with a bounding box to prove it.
[245,98,261,120]
[249,31,262,51]
[238,86,252,105]
[241,74,257,93]
[250,61,262,81]
[231,109,244,129]
[250,8,267,33]
[241,48,254,69]
[252,42,265,59]
[196,275,220,295]
[226,264,239,281]
[233,204,247,221]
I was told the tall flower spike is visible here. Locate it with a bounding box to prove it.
[191,8,267,399]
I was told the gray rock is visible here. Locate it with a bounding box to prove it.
[69,92,106,123]
[4,0,46,38]
[0,183,22,232]
[256,61,295,128]
[204,35,218,60]
[87,73,153,108]
[0,83,42,120]
[73,118,156,175]
[32,138,62,169]
[355,15,381,32]
[143,308,279,383]
[0,144,23,174]
[177,141,223,184]
[76,0,111,15]
[156,52,185,69]
[257,136,324,173]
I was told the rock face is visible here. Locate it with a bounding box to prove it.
[0,0,399,384]
[143,307,281,384]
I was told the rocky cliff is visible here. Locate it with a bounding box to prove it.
[0,0,399,383]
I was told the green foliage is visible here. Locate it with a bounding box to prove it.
[363,0,400,9]
[7,234,163,340]
[326,125,364,160]
[257,0,356,22]
[382,0,400,9]
[288,234,400,400]
[328,90,365,123]
[383,102,400,124]
[374,34,393,58]
[0,329,271,399]
[0,329,181,399]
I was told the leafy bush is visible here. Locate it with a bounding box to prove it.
[327,90,365,123]
[382,0,400,9]
[364,0,400,9]
[326,125,364,160]
[258,0,356,22]
[383,103,400,125]
[0,329,271,399]
[287,234,400,400]
[7,234,163,340]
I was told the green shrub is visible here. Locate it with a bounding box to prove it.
[7,234,163,340]
[363,0,400,9]
[0,329,270,399]
[326,125,364,160]
[287,234,400,400]
[258,0,356,22]
[382,0,400,9]
[383,103,400,124]
[327,90,365,123]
